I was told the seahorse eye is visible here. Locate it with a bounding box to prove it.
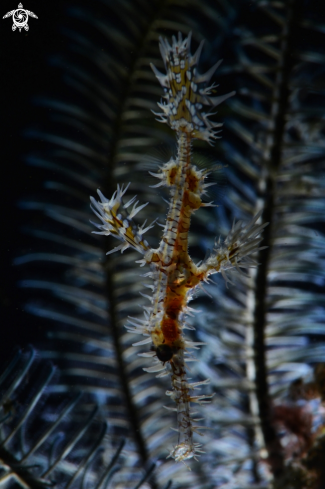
[156,344,174,362]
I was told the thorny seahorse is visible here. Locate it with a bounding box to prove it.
[90,32,267,463]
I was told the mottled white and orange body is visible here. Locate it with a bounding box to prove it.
[90,32,267,462]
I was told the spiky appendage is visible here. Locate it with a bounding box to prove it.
[150,32,235,144]
[90,32,267,462]
[90,183,154,255]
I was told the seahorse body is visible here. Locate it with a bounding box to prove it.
[91,32,267,462]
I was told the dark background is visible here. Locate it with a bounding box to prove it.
[1,1,67,366]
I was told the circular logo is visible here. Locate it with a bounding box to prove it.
[13,8,28,29]
[3,3,38,32]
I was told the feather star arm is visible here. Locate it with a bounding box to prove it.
[90,32,267,463]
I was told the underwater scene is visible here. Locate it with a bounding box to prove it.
[1,1,325,488]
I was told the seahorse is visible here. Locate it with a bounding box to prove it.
[90,32,267,463]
